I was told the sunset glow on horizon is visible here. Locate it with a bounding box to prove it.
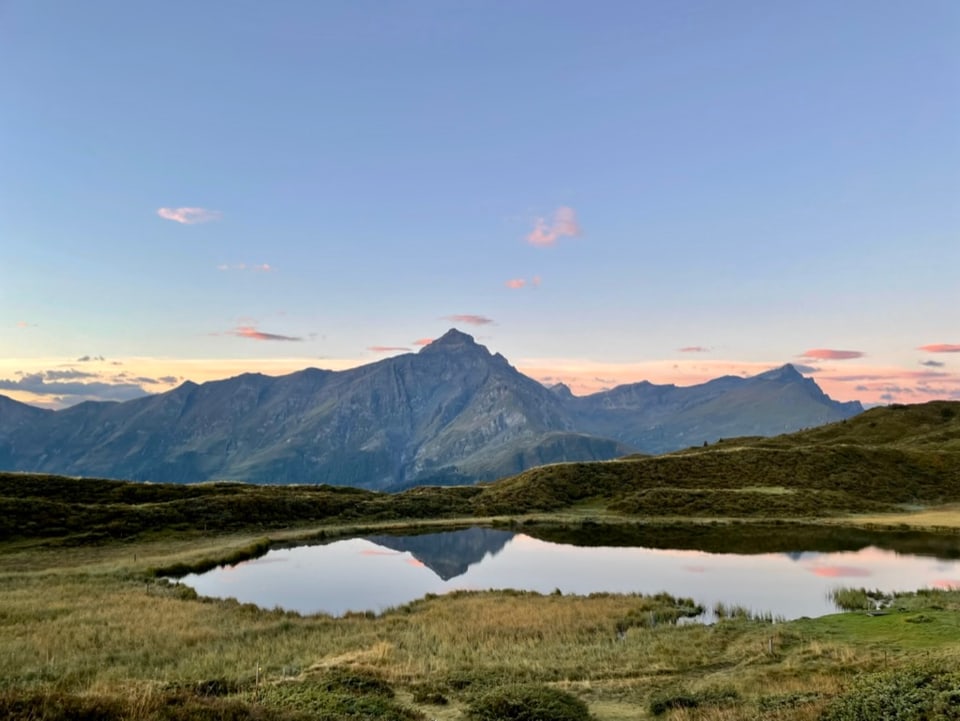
[2,2,957,411]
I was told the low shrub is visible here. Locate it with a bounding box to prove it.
[466,684,592,721]
[649,687,739,716]
[820,666,960,721]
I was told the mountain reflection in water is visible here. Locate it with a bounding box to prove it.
[364,527,513,580]
[179,525,960,618]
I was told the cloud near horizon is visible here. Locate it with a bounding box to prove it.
[157,207,222,224]
[526,206,581,247]
[0,372,152,403]
[229,326,302,342]
[800,349,865,360]
[368,346,410,353]
[444,314,494,326]
[918,343,960,353]
[678,346,709,353]
[412,338,433,347]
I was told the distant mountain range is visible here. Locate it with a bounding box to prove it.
[0,329,862,489]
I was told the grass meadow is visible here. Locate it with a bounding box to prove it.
[2,520,959,721]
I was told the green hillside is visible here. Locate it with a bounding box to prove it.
[3,401,959,544]
[473,400,960,517]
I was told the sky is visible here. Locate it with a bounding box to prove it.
[1,0,958,410]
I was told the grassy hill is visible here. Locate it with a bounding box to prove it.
[472,400,960,517]
[3,401,959,544]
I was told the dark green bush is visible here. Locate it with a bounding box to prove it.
[466,684,592,721]
[820,666,960,720]
[409,683,448,705]
[649,687,739,716]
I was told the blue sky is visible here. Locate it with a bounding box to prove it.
[2,0,958,408]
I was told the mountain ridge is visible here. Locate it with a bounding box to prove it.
[0,330,862,488]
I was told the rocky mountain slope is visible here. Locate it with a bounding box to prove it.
[559,363,864,454]
[0,329,862,488]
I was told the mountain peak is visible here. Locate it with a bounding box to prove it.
[419,328,483,354]
[755,364,804,382]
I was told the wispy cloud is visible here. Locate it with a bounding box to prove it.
[412,338,434,347]
[367,346,410,353]
[444,314,494,326]
[918,343,960,353]
[43,369,98,381]
[800,349,865,360]
[16,321,34,329]
[527,206,581,247]
[229,326,302,342]
[921,360,946,368]
[216,263,274,272]
[822,370,949,383]
[678,346,709,353]
[76,355,105,362]
[0,373,151,402]
[157,207,222,225]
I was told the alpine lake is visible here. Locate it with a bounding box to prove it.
[180,523,960,621]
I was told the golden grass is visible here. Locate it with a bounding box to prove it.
[3,524,959,720]
[841,504,960,529]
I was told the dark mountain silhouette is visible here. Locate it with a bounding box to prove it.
[564,363,864,454]
[364,527,515,580]
[0,329,862,488]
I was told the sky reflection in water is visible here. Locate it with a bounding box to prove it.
[180,528,960,619]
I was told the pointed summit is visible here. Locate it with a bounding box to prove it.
[418,328,484,354]
[755,364,805,382]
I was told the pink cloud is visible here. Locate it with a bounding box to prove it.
[801,349,865,360]
[412,338,433,347]
[505,278,526,289]
[532,275,542,287]
[808,565,872,578]
[157,207,222,224]
[932,579,960,589]
[918,344,960,353]
[444,314,494,326]
[526,206,581,247]
[679,346,709,353]
[368,346,410,353]
[229,326,302,342]
[16,321,31,328]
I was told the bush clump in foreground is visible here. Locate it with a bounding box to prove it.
[466,684,593,721]
[820,666,960,720]
[648,687,740,716]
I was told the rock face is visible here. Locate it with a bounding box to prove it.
[0,330,863,488]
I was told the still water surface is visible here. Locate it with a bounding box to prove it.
[180,527,960,619]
